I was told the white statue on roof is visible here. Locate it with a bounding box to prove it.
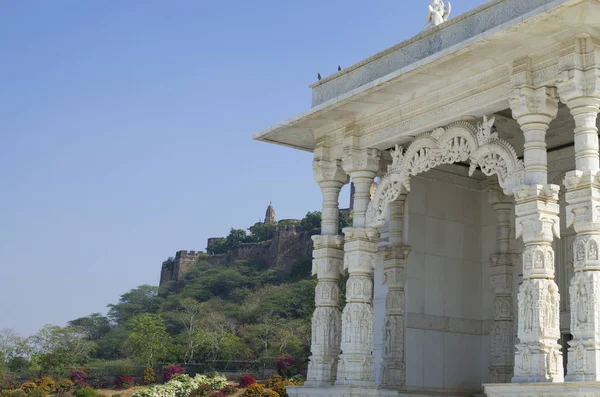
[424,0,451,30]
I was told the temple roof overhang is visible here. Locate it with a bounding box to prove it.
[253,0,599,153]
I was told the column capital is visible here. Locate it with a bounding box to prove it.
[515,185,560,244]
[384,246,411,262]
[342,147,381,178]
[313,158,349,187]
[509,86,559,125]
[557,34,600,107]
[563,170,600,238]
[312,234,345,250]
[343,227,379,243]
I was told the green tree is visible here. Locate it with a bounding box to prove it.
[338,209,352,233]
[28,325,94,375]
[226,228,247,247]
[177,298,203,364]
[68,313,112,341]
[126,314,171,366]
[300,211,321,233]
[248,222,276,242]
[108,285,160,324]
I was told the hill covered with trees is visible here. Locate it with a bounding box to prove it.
[0,211,351,378]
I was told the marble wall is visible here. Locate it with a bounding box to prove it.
[374,173,497,390]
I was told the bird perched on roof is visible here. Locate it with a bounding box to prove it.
[317,73,322,80]
[338,65,342,71]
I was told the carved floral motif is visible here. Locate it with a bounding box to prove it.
[367,116,524,226]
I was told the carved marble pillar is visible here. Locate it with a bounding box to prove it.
[510,82,563,382]
[336,147,380,386]
[557,34,600,381]
[488,181,515,383]
[380,196,410,388]
[306,155,348,386]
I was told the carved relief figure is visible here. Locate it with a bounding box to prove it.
[589,240,598,260]
[359,310,369,346]
[328,312,338,347]
[424,0,451,30]
[577,282,588,327]
[384,318,393,356]
[524,288,534,332]
[534,250,544,269]
[577,241,586,261]
[521,347,532,374]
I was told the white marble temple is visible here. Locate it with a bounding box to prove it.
[254,0,600,396]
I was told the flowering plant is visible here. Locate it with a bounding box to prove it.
[161,365,186,383]
[133,374,227,397]
[69,368,88,387]
[21,383,36,394]
[240,384,265,397]
[274,355,297,378]
[143,368,156,385]
[117,376,135,389]
[55,379,74,393]
[238,375,256,388]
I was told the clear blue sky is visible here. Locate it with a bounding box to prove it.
[0,0,488,336]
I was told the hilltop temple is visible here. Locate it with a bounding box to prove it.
[254,1,600,397]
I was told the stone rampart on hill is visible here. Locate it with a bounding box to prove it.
[159,225,314,286]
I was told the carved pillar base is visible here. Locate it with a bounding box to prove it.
[336,227,378,387]
[563,170,600,382]
[306,235,345,387]
[379,246,410,388]
[513,185,563,383]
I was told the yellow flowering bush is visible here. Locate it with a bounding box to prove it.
[263,391,279,397]
[271,381,293,397]
[21,383,36,394]
[241,383,266,397]
[56,379,74,393]
[264,375,282,389]
[143,368,156,385]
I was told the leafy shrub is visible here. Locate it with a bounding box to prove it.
[220,385,238,395]
[28,388,48,397]
[162,365,186,383]
[239,375,256,388]
[10,390,25,397]
[241,384,265,397]
[274,356,297,378]
[0,375,19,390]
[189,384,212,397]
[112,394,121,397]
[143,368,156,385]
[264,375,282,389]
[288,375,304,385]
[33,378,54,394]
[69,369,87,387]
[0,390,12,397]
[74,387,97,397]
[133,374,227,397]
[20,383,36,394]
[55,379,74,393]
[263,391,279,397]
[271,381,292,397]
[117,376,135,389]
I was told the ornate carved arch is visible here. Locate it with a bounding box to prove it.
[366,116,525,227]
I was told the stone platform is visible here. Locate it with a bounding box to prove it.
[484,382,600,397]
[287,386,480,397]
